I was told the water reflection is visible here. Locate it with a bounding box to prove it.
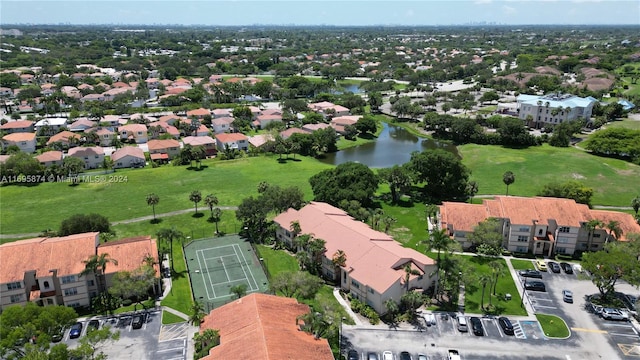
[320,123,459,168]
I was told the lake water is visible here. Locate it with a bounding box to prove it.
[331,84,363,95]
[320,123,459,168]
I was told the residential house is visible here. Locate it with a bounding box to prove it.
[517,93,597,128]
[0,233,159,311]
[148,139,180,161]
[199,293,334,360]
[2,132,36,153]
[211,117,234,134]
[118,124,148,144]
[92,128,116,147]
[182,136,217,156]
[248,134,274,149]
[47,131,81,148]
[330,115,361,134]
[68,119,97,132]
[215,133,248,152]
[301,123,331,133]
[439,196,640,256]
[100,115,122,127]
[186,108,211,119]
[35,117,68,133]
[152,122,180,139]
[111,146,146,169]
[0,120,34,134]
[279,127,306,140]
[252,114,282,129]
[309,101,350,118]
[67,146,105,169]
[80,93,105,103]
[36,150,63,167]
[0,87,14,98]
[211,108,232,118]
[274,202,437,314]
[157,114,181,125]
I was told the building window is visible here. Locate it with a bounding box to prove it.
[43,281,50,289]
[368,288,375,294]
[7,282,22,290]
[518,227,530,232]
[61,275,76,284]
[556,247,567,254]
[10,294,23,303]
[558,227,570,233]
[87,280,95,287]
[593,233,601,238]
[46,298,54,305]
[516,246,528,253]
[517,235,528,242]
[538,229,543,235]
[64,288,78,296]
[579,243,587,250]
[557,237,570,244]
[351,279,360,289]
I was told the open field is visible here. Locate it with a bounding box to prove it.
[459,143,640,206]
[510,259,535,270]
[605,119,640,130]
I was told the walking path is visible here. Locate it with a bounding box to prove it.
[333,288,364,326]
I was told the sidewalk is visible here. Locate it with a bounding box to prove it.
[332,288,364,326]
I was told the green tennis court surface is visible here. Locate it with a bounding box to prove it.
[183,235,269,309]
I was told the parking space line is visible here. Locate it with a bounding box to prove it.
[571,327,607,334]
[610,332,640,338]
[157,347,184,353]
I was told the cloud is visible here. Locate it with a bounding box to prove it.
[502,5,517,14]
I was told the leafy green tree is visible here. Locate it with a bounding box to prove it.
[408,149,470,201]
[270,271,323,300]
[69,326,119,360]
[157,227,184,271]
[0,152,44,180]
[146,193,160,221]
[377,165,412,203]
[59,213,112,236]
[538,180,594,207]
[230,284,248,298]
[189,190,202,214]
[309,162,379,208]
[194,329,220,359]
[583,241,640,301]
[497,117,535,147]
[470,218,503,256]
[630,195,640,215]
[296,310,331,340]
[368,92,383,112]
[236,196,270,243]
[80,252,118,297]
[108,265,156,310]
[502,171,515,196]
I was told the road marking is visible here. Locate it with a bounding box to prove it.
[618,344,640,356]
[571,327,607,334]
[157,347,184,353]
[610,332,640,338]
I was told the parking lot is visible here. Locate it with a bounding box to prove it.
[58,309,190,360]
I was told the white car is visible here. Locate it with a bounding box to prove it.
[601,308,629,321]
[382,351,394,360]
[423,312,437,326]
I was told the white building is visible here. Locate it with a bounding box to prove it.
[517,93,597,128]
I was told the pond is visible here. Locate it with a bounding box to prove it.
[320,122,459,168]
[331,84,363,95]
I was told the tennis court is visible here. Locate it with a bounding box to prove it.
[183,235,269,309]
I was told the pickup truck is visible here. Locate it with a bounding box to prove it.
[448,349,461,360]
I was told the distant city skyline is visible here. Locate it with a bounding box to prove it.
[1,1,639,26]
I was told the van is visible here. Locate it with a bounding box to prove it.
[456,314,468,332]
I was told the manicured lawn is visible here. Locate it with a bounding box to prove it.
[459,143,640,206]
[510,259,535,270]
[461,256,526,316]
[605,119,640,130]
[536,313,570,338]
[160,244,193,315]
[382,201,430,250]
[0,155,333,235]
[161,310,186,325]
[255,244,299,275]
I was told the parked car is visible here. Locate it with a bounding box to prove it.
[548,261,561,273]
[535,260,547,272]
[448,349,461,360]
[69,322,83,339]
[562,290,574,303]
[559,262,574,274]
[601,308,629,321]
[417,354,429,360]
[518,269,543,279]
[51,331,63,343]
[132,314,144,329]
[382,351,393,360]
[400,351,412,360]
[456,314,468,332]
[470,317,484,336]
[367,352,379,360]
[347,350,359,360]
[87,319,100,332]
[498,316,514,335]
[524,281,546,292]
[423,312,436,326]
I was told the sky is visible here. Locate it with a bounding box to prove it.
[1,0,639,26]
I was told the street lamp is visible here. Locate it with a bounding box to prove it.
[339,316,346,356]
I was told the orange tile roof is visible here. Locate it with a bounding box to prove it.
[110,146,145,162]
[274,202,434,294]
[3,132,36,142]
[0,232,100,283]
[215,133,248,142]
[182,136,215,147]
[36,150,63,163]
[440,202,489,232]
[0,120,33,130]
[186,108,210,117]
[589,210,640,241]
[47,131,79,145]
[118,124,147,133]
[200,293,333,360]
[98,236,159,275]
[147,139,180,151]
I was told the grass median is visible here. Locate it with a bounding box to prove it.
[536,313,570,338]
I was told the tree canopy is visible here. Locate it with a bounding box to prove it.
[582,240,640,301]
[538,180,594,207]
[309,161,379,207]
[408,149,470,201]
[59,213,113,236]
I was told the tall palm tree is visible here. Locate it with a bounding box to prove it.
[489,260,506,297]
[189,190,202,214]
[631,196,640,215]
[80,253,118,295]
[157,227,184,271]
[585,219,604,250]
[479,274,492,310]
[194,329,220,359]
[605,220,623,243]
[502,171,515,196]
[211,208,222,235]
[331,249,347,282]
[189,301,206,326]
[204,194,219,220]
[403,263,421,292]
[146,193,160,221]
[423,228,454,300]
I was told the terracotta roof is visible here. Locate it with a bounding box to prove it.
[211,108,232,116]
[150,153,169,160]
[3,132,36,142]
[68,146,103,158]
[200,293,333,360]
[36,150,63,163]
[302,123,331,132]
[118,124,147,133]
[183,136,215,147]
[279,128,306,139]
[215,133,248,142]
[589,210,640,241]
[69,119,96,130]
[111,146,145,162]
[331,116,361,126]
[211,117,234,126]
[186,108,210,117]
[148,139,180,151]
[248,134,274,148]
[0,120,33,130]
[47,131,80,145]
[0,232,100,283]
[274,202,434,294]
[98,236,159,275]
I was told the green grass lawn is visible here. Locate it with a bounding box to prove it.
[510,259,535,270]
[459,143,640,206]
[536,313,570,338]
[0,155,333,235]
[161,310,186,325]
[605,119,640,130]
[255,244,299,275]
[160,244,193,315]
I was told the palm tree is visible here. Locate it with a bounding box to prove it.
[383,216,397,234]
[605,220,623,243]
[466,181,478,204]
[194,329,220,359]
[189,301,206,326]
[146,193,160,221]
[211,208,222,235]
[80,253,118,295]
[489,260,506,297]
[157,227,184,271]
[585,219,604,250]
[423,228,453,300]
[204,194,219,220]
[631,196,640,215]
[296,311,331,340]
[384,299,399,318]
[189,190,202,214]
[403,263,421,292]
[502,171,515,196]
[331,250,347,282]
[479,274,492,310]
